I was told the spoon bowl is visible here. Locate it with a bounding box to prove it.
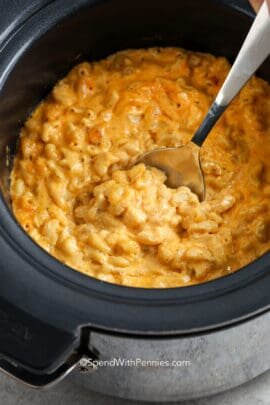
[137,142,205,201]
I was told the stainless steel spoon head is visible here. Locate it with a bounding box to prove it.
[137,142,205,201]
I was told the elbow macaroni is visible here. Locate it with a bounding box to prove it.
[10,48,270,288]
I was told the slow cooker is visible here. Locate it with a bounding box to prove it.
[0,0,270,401]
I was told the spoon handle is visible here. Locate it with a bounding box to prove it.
[192,1,270,147]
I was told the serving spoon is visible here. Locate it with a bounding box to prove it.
[137,1,270,201]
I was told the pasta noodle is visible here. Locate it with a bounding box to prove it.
[10,47,270,288]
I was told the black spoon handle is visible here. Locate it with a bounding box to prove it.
[191,102,226,147]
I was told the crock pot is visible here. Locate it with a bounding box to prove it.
[0,0,270,401]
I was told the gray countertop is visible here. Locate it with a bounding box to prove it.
[1,368,270,405]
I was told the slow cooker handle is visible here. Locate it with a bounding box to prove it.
[0,298,92,388]
[0,354,82,389]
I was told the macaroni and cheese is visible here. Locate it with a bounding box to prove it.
[10,48,270,287]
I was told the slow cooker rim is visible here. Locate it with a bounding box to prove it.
[0,0,269,335]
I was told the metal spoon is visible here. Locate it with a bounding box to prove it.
[138,1,270,201]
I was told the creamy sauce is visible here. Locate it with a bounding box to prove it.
[10,48,270,287]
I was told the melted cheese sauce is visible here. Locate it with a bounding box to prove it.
[10,48,270,288]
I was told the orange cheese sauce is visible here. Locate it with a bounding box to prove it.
[10,48,270,288]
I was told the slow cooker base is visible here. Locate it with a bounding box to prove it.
[70,311,270,402]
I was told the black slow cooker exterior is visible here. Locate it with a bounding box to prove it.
[0,0,270,399]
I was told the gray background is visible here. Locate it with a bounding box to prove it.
[1,368,270,404]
